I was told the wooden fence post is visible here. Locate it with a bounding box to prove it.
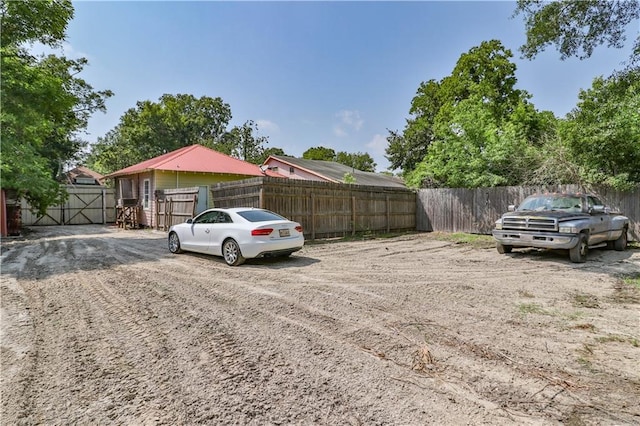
[386,195,390,233]
[311,192,316,241]
[352,196,356,236]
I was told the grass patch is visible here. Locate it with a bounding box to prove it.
[595,334,639,346]
[628,240,640,250]
[572,293,600,309]
[308,230,417,244]
[518,303,551,316]
[610,273,640,304]
[429,232,496,249]
[576,356,594,371]
[564,311,585,320]
[622,274,640,289]
[311,231,496,249]
[517,303,584,320]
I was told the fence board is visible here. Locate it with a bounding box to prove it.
[155,187,199,230]
[211,177,416,239]
[21,186,115,225]
[418,184,639,241]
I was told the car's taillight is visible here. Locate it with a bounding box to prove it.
[251,228,273,236]
[295,225,303,233]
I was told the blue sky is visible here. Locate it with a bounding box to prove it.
[61,1,634,172]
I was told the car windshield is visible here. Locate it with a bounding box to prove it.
[518,195,582,212]
[237,209,287,222]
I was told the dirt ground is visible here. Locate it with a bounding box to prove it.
[1,225,639,425]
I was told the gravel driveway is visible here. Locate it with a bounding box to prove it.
[2,225,639,425]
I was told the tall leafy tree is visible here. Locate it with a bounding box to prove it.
[387,40,535,180]
[386,80,441,172]
[302,146,377,172]
[86,94,272,172]
[335,151,376,172]
[222,120,269,164]
[302,146,336,161]
[1,0,112,214]
[405,96,546,188]
[559,68,640,189]
[515,0,640,63]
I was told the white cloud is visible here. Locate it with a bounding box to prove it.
[366,134,392,172]
[366,133,388,156]
[256,119,280,135]
[337,109,364,130]
[333,109,364,137]
[333,125,348,138]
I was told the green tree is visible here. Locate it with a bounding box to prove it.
[222,120,269,164]
[515,0,640,63]
[1,0,112,214]
[386,80,441,172]
[405,96,545,188]
[301,146,377,171]
[559,68,640,189]
[86,94,270,172]
[335,151,376,172]
[386,40,528,177]
[302,146,336,161]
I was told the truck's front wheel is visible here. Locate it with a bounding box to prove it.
[496,243,512,254]
[569,234,588,263]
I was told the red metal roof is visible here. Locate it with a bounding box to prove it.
[105,144,280,178]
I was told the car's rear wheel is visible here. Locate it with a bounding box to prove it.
[613,229,627,251]
[569,234,588,263]
[496,243,512,254]
[168,232,183,254]
[223,239,245,266]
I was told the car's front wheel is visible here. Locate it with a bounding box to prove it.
[569,234,588,263]
[223,239,245,266]
[168,232,183,254]
[496,243,512,254]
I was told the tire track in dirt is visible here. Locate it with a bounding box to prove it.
[3,226,639,424]
[127,260,541,423]
[162,241,636,424]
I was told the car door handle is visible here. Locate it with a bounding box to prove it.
[205,229,210,233]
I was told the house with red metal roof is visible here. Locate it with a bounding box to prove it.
[105,144,282,228]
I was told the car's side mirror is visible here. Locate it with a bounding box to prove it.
[508,205,516,212]
[186,218,193,224]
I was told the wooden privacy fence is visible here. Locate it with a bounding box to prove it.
[211,177,416,239]
[417,184,640,241]
[155,187,199,230]
[21,185,116,226]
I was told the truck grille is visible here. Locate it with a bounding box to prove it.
[502,217,558,232]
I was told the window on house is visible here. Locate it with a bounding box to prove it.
[289,167,294,174]
[143,179,150,210]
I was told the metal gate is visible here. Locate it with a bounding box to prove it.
[21,185,116,226]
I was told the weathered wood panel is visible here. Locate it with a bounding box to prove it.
[211,177,416,239]
[21,186,116,226]
[155,187,201,230]
[418,185,640,241]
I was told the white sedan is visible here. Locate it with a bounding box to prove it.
[167,207,304,266]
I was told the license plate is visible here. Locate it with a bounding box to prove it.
[279,229,290,237]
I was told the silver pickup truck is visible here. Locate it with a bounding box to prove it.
[492,193,629,263]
